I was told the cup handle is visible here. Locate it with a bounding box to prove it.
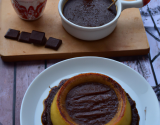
[121,0,150,11]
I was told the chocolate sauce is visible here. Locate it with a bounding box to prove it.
[41,80,140,125]
[127,93,140,125]
[41,79,68,125]
[66,82,118,124]
[63,0,117,27]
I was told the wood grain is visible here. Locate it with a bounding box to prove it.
[140,2,160,86]
[146,31,160,60]
[47,59,64,68]
[114,56,156,86]
[147,0,160,28]
[15,61,45,125]
[140,5,153,27]
[0,0,149,62]
[140,0,160,28]
[148,0,160,18]
[146,30,160,84]
[152,55,160,84]
[0,0,159,125]
[0,58,14,125]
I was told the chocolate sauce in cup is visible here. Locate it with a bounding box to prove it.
[58,0,151,41]
[11,0,47,21]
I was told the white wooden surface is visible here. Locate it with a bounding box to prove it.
[0,0,160,125]
[15,61,45,125]
[0,59,14,125]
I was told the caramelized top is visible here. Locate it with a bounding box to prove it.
[65,82,118,125]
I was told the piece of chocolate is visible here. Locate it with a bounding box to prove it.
[18,31,31,43]
[45,37,62,50]
[29,30,46,45]
[4,29,20,40]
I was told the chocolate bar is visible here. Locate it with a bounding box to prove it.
[45,37,62,50]
[4,29,20,40]
[29,30,46,45]
[18,31,31,43]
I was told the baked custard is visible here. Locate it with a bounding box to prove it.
[63,0,117,27]
[41,73,140,125]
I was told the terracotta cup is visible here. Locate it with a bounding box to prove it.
[11,0,47,20]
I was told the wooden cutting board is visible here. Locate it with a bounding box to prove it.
[0,0,149,62]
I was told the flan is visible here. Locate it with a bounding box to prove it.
[41,73,140,125]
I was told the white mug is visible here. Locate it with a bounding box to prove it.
[58,0,150,41]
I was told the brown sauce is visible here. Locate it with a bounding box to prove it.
[41,79,140,125]
[41,79,68,125]
[63,0,117,27]
[127,93,140,125]
[66,82,118,124]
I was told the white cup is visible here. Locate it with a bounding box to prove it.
[11,0,47,20]
[58,0,150,41]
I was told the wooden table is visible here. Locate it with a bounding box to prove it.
[0,0,160,125]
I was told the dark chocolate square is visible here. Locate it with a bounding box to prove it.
[29,30,46,45]
[45,37,62,50]
[4,29,20,40]
[18,31,31,43]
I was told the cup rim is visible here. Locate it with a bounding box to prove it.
[58,0,122,31]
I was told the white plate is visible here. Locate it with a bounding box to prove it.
[20,56,160,125]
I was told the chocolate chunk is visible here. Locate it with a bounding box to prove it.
[18,31,31,43]
[45,37,62,50]
[4,29,20,40]
[29,30,46,45]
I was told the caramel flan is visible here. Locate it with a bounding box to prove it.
[42,73,140,125]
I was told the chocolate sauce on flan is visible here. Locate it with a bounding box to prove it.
[41,79,140,125]
[65,82,118,124]
[41,79,68,125]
